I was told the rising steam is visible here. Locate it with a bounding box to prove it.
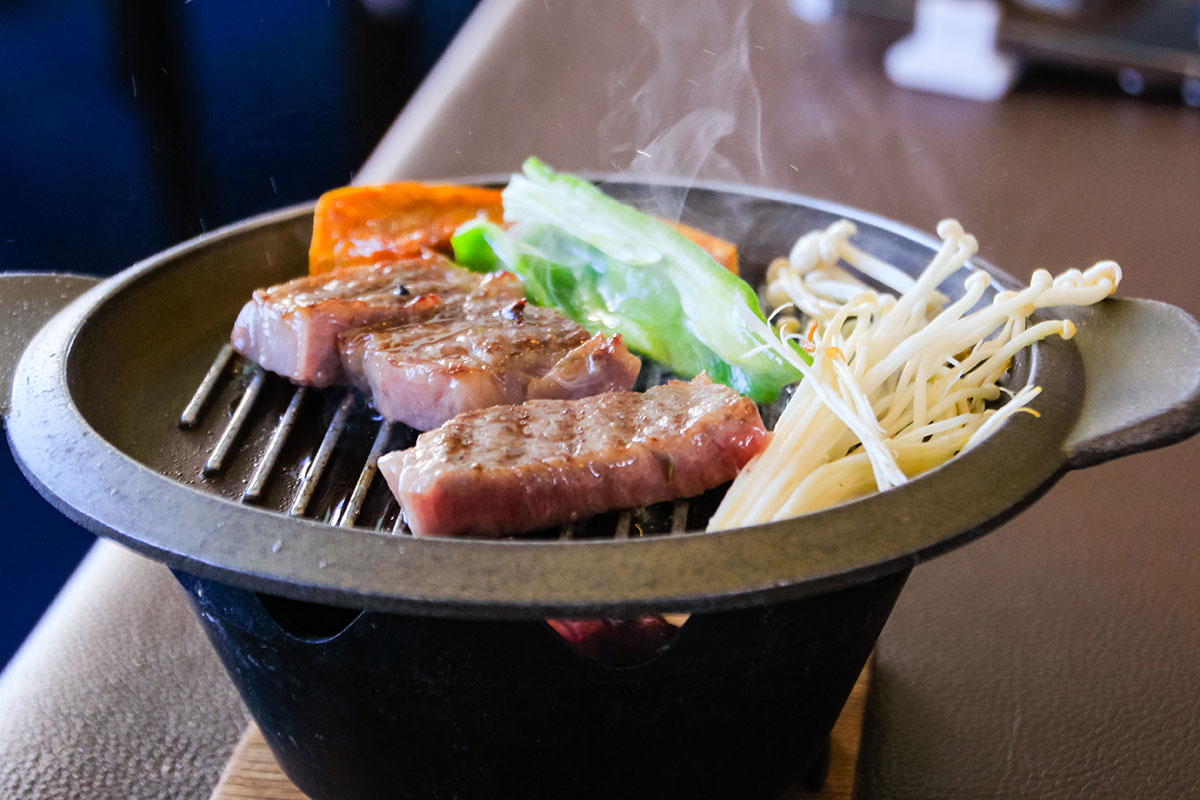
[597,1,765,220]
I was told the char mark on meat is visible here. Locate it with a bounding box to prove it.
[339,274,641,430]
[229,256,476,387]
[231,261,638,425]
[379,377,769,538]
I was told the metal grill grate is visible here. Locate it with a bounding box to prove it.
[176,348,731,539]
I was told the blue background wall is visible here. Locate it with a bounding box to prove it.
[0,0,477,668]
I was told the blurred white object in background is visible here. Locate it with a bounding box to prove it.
[790,0,837,23]
[884,0,1019,101]
[1013,0,1085,13]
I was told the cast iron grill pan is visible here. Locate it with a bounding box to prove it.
[8,178,1200,618]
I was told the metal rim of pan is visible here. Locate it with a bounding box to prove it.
[6,178,1086,619]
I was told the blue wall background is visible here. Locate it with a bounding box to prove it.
[0,0,477,668]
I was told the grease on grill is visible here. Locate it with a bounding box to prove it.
[177,350,782,539]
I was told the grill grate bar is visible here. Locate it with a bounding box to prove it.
[204,367,266,476]
[180,344,234,428]
[338,421,394,528]
[289,392,355,517]
[671,500,690,532]
[243,386,308,502]
[178,342,719,537]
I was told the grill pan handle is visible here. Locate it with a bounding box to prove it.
[1,272,101,419]
[1063,298,1200,470]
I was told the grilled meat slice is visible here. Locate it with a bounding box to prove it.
[546,617,680,666]
[339,287,641,431]
[230,256,480,387]
[380,377,769,537]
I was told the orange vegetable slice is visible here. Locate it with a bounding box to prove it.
[309,183,739,276]
[309,183,504,275]
[668,219,739,275]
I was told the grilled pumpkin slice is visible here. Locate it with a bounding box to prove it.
[310,182,739,275]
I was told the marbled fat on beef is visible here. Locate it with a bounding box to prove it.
[339,283,642,430]
[232,262,639,427]
[229,256,477,387]
[379,377,770,537]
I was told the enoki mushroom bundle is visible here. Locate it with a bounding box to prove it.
[709,219,1121,529]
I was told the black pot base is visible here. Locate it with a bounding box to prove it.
[177,569,904,800]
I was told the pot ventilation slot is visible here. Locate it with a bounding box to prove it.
[255,591,364,641]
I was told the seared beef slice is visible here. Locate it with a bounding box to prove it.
[339,276,641,431]
[230,256,478,387]
[379,378,769,537]
[233,260,638,427]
